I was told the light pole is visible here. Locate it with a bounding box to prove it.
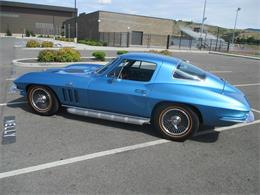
[74,0,78,43]
[200,0,207,40]
[231,7,241,45]
[98,19,101,41]
[127,27,131,47]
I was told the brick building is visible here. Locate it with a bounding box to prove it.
[64,11,177,47]
[0,1,76,35]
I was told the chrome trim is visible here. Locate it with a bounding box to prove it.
[161,108,191,136]
[64,105,150,125]
[31,88,51,111]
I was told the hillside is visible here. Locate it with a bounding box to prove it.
[174,20,260,43]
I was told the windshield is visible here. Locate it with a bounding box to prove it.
[96,57,119,74]
[173,61,206,81]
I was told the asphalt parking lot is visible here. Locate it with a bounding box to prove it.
[0,37,259,194]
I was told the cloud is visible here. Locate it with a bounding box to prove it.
[5,0,260,28]
[98,0,111,4]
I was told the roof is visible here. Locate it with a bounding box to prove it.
[0,0,77,13]
[120,52,180,65]
[83,10,173,22]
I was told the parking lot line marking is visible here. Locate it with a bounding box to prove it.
[195,119,260,137]
[210,70,232,73]
[234,83,260,87]
[0,139,170,179]
[6,78,16,81]
[0,118,260,180]
[0,101,27,107]
[252,108,260,114]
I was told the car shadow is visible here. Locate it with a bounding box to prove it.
[191,125,220,143]
[7,99,219,143]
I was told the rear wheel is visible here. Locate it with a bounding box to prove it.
[27,86,59,116]
[153,104,199,141]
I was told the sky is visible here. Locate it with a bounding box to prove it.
[4,0,260,29]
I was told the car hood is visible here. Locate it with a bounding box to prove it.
[45,63,103,76]
[14,63,103,90]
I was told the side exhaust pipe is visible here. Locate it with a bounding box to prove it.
[66,107,150,125]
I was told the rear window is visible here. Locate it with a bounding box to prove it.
[173,61,206,81]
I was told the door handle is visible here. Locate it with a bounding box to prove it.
[135,89,147,95]
[65,82,73,87]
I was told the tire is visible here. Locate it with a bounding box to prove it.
[153,104,199,141]
[27,85,59,116]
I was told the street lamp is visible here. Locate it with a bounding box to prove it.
[127,27,131,47]
[200,0,207,40]
[231,7,241,45]
[74,0,78,43]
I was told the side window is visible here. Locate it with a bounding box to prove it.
[107,59,156,82]
[107,59,132,78]
[131,61,141,68]
[139,61,156,71]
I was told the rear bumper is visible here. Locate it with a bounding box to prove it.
[220,110,255,123]
[246,111,255,123]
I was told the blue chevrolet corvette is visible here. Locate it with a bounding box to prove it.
[14,53,254,141]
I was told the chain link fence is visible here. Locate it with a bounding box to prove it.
[98,32,230,52]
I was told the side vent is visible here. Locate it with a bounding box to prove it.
[62,88,67,101]
[74,90,79,103]
[62,88,79,103]
[68,89,73,102]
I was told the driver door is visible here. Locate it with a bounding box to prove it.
[87,59,157,117]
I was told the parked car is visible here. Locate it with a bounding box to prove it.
[14,53,254,141]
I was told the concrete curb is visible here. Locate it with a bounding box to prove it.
[20,47,74,50]
[12,57,112,68]
[19,46,210,53]
[209,51,260,60]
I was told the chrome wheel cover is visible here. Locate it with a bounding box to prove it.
[161,108,191,136]
[31,88,51,111]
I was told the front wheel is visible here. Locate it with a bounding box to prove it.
[153,104,199,141]
[27,86,59,116]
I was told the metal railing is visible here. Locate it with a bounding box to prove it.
[98,32,230,52]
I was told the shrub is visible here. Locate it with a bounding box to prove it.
[160,50,172,56]
[30,31,35,37]
[38,50,57,62]
[25,30,31,37]
[25,30,34,37]
[149,50,172,56]
[26,40,40,48]
[92,51,106,61]
[37,34,54,38]
[37,48,80,62]
[41,41,53,48]
[6,29,12,36]
[55,37,74,42]
[117,50,128,55]
[55,48,81,62]
[78,39,107,46]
